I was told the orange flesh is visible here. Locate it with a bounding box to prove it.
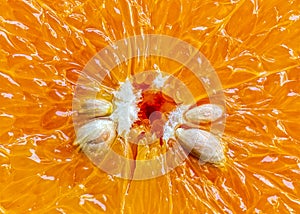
[0,0,300,213]
[137,90,177,137]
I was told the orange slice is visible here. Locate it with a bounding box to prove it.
[0,0,299,213]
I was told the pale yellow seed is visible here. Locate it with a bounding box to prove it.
[74,119,116,148]
[184,104,224,124]
[175,128,225,164]
[79,99,113,117]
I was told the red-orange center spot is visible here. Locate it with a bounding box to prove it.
[137,90,177,138]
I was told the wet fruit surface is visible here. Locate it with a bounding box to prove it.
[0,0,300,213]
[137,90,177,136]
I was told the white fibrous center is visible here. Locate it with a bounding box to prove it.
[152,71,169,89]
[111,79,141,138]
[163,105,189,142]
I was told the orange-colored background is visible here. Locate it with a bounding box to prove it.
[0,0,299,213]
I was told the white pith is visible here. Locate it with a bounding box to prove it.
[152,71,169,89]
[111,79,142,138]
[162,105,189,142]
